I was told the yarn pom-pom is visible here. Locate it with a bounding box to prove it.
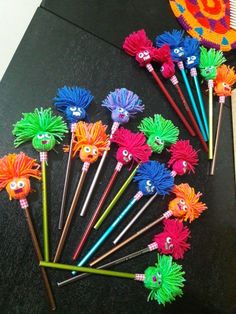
[138,114,179,153]
[111,127,151,166]
[154,219,190,259]
[155,30,185,62]
[199,46,226,81]
[144,254,185,305]
[214,65,236,97]
[151,45,176,79]
[133,161,174,196]
[168,140,198,175]
[102,88,144,124]
[0,152,41,200]
[169,183,207,223]
[183,37,200,69]
[70,121,109,163]
[54,86,93,124]
[13,108,68,152]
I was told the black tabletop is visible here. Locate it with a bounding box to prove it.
[0,2,235,314]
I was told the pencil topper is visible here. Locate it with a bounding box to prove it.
[71,121,109,163]
[154,219,190,259]
[155,29,185,62]
[183,37,200,69]
[133,161,174,196]
[13,108,68,152]
[111,127,152,166]
[144,254,185,305]
[199,47,226,81]
[168,183,207,222]
[138,114,179,154]
[102,88,144,124]
[168,140,198,175]
[214,65,236,97]
[54,86,93,124]
[0,152,41,200]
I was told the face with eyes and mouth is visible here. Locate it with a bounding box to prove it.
[186,55,198,67]
[116,147,132,165]
[215,82,232,96]
[139,179,156,195]
[65,106,86,123]
[32,132,56,152]
[145,266,163,290]
[156,233,174,255]
[147,134,165,153]
[201,66,216,80]
[168,197,188,219]
[171,47,184,60]
[135,49,152,66]
[79,145,99,163]
[6,177,31,200]
[111,107,130,124]
[172,160,188,176]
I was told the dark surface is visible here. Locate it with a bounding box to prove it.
[0,2,235,314]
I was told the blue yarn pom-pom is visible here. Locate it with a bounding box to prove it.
[133,161,174,196]
[183,37,200,69]
[54,86,93,124]
[102,88,144,124]
[155,30,185,62]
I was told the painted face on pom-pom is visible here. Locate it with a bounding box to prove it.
[201,66,216,80]
[135,50,152,66]
[215,82,231,97]
[65,106,86,123]
[172,160,188,175]
[168,197,188,219]
[79,145,99,163]
[171,47,184,60]
[147,134,165,154]
[156,233,174,255]
[6,177,31,200]
[145,266,163,289]
[160,64,175,79]
[186,55,198,67]
[116,147,132,165]
[32,132,56,152]
[139,179,156,195]
[111,107,130,124]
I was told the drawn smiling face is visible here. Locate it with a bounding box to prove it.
[32,132,56,152]
[6,177,31,200]
[65,106,86,122]
[111,107,130,124]
[135,49,152,66]
[186,55,198,67]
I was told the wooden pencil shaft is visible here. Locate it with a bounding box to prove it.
[23,207,56,310]
[231,89,236,183]
[209,86,214,159]
[58,132,74,229]
[90,214,165,267]
[210,102,224,175]
[54,170,88,262]
[41,160,49,262]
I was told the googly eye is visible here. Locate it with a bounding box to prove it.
[70,106,77,111]
[10,182,17,190]
[45,133,51,139]
[37,134,44,139]
[157,271,162,278]
[174,48,179,54]
[93,149,98,155]
[118,107,124,113]
[157,279,162,285]
[143,50,149,56]
[122,150,128,156]
[138,52,144,58]
[155,136,164,145]
[84,146,91,153]
[128,154,132,161]
[166,237,172,244]
[146,180,152,186]
[168,244,174,250]
[17,180,25,188]
[179,47,184,51]
[151,186,155,192]
[183,205,188,211]
[160,66,164,72]
[183,161,187,167]
[180,199,185,205]
[191,56,196,60]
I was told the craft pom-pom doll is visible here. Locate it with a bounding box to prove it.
[138,114,179,154]
[54,121,109,262]
[0,152,56,310]
[72,127,152,260]
[13,108,68,261]
[54,86,94,229]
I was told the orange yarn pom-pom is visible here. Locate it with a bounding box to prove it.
[214,65,236,97]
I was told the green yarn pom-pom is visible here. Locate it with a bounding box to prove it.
[138,114,179,153]
[13,108,68,152]
[144,254,185,305]
[199,46,226,81]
